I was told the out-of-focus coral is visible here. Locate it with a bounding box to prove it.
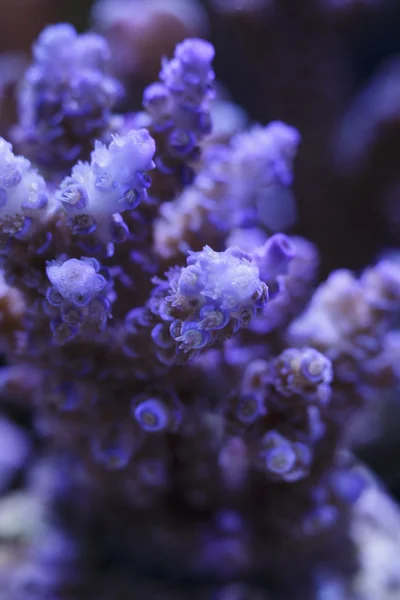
[250,236,319,336]
[207,97,248,143]
[287,259,400,446]
[0,7,399,600]
[153,121,300,261]
[334,58,400,178]
[12,24,123,174]
[206,0,400,275]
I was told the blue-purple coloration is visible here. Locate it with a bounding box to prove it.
[0,138,50,238]
[13,24,123,172]
[57,128,156,245]
[153,121,301,260]
[0,16,397,600]
[45,256,112,344]
[166,245,269,352]
[144,38,215,156]
[141,38,216,190]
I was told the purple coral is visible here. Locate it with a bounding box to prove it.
[166,245,269,353]
[0,137,51,238]
[45,256,112,344]
[0,18,396,600]
[14,24,123,173]
[142,37,215,190]
[144,38,215,149]
[57,129,155,245]
[152,121,300,261]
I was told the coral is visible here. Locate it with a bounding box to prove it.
[12,24,123,174]
[153,121,300,261]
[287,259,400,447]
[57,128,155,245]
[142,37,216,195]
[0,12,399,600]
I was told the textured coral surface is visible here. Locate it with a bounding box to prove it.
[0,2,399,598]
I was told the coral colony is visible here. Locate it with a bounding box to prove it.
[0,17,399,600]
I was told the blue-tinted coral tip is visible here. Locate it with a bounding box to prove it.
[21,192,48,212]
[151,323,174,349]
[133,398,169,432]
[57,128,155,244]
[143,83,171,116]
[58,184,89,211]
[46,287,63,307]
[262,444,297,476]
[143,36,215,168]
[50,319,79,345]
[303,504,339,536]
[0,138,51,237]
[168,129,196,157]
[175,320,212,352]
[110,218,129,244]
[174,38,215,70]
[236,393,266,425]
[46,257,105,303]
[16,23,123,170]
[92,428,134,470]
[253,233,296,281]
[300,349,333,385]
[258,430,313,482]
[329,468,367,505]
[199,305,230,331]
